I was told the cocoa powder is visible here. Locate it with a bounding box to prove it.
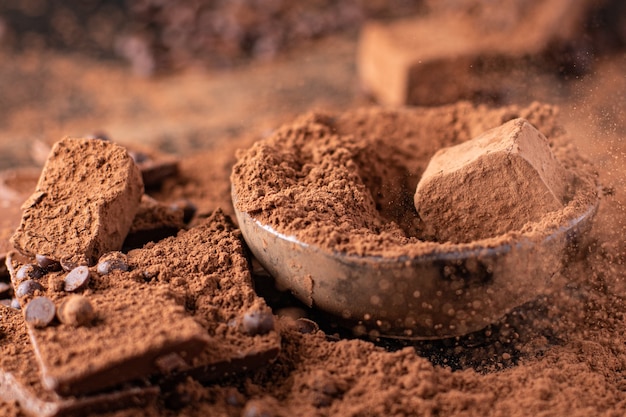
[231,102,598,258]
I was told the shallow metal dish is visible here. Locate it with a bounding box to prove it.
[233,188,598,340]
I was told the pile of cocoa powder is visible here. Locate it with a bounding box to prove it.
[77,104,621,417]
[0,100,624,416]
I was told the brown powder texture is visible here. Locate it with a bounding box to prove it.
[231,102,598,258]
[123,194,186,250]
[11,138,144,266]
[126,210,281,380]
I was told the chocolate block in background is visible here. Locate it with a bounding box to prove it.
[0,305,160,417]
[8,255,209,396]
[11,138,144,266]
[357,0,593,106]
[127,210,281,383]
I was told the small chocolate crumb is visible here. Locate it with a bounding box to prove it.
[242,399,276,417]
[15,279,44,298]
[35,254,62,271]
[10,297,20,309]
[242,309,275,336]
[64,266,91,292]
[24,296,56,328]
[60,256,89,272]
[57,295,96,327]
[154,352,189,374]
[96,251,129,275]
[295,318,319,334]
[15,264,45,283]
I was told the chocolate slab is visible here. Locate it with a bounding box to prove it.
[0,305,160,417]
[126,210,281,383]
[8,254,210,396]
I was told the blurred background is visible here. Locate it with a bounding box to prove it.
[0,0,623,170]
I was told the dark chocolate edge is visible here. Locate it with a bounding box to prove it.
[32,327,209,396]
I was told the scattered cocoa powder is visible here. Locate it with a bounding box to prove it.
[231,102,598,258]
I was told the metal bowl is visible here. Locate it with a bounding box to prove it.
[234,187,598,340]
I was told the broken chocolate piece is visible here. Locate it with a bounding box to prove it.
[123,194,186,251]
[63,266,91,292]
[0,305,159,417]
[9,256,209,396]
[96,251,129,275]
[126,210,281,384]
[16,264,45,283]
[35,254,61,272]
[24,297,56,328]
[57,295,95,327]
[414,118,569,242]
[11,138,144,266]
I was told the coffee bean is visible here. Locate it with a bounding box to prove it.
[15,279,44,298]
[15,264,45,283]
[96,251,129,275]
[64,266,91,292]
[242,309,275,336]
[24,297,56,328]
[35,254,61,272]
[57,295,95,327]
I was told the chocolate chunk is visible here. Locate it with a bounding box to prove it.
[126,210,281,384]
[294,318,319,335]
[96,251,129,275]
[357,2,593,106]
[414,118,568,242]
[15,279,44,298]
[242,308,275,336]
[123,194,186,250]
[10,257,209,396]
[60,255,89,272]
[63,266,91,292]
[11,138,144,266]
[0,305,159,417]
[57,295,95,327]
[15,263,45,283]
[35,254,61,272]
[129,145,179,188]
[24,296,56,328]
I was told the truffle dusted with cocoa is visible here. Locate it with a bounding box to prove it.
[11,137,144,266]
[414,118,570,242]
